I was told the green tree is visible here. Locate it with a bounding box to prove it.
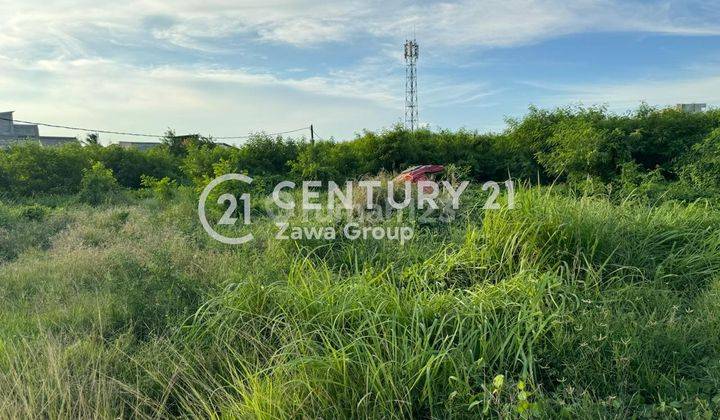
[83,132,100,146]
[0,143,90,196]
[538,119,628,182]
[162,130,214,157]
[624,105,718,172]
[91,145,179,188]
[182,142,238,186]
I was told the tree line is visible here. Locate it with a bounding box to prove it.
[1,104,719,200]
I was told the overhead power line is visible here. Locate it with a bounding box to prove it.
[310,127,328,141]
[0,115,311,140]
[1,116,159,138]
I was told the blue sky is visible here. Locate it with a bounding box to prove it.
[1,0,719,144]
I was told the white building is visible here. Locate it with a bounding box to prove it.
[0,111,77,147]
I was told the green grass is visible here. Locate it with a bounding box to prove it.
[1,186,720,418]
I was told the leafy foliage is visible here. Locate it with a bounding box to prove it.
[0,142,89,195]
[78,161,119,205]
[538,119,629,181]
[140,175,177,202]
[2,105,720,198]
[678,128,720,192]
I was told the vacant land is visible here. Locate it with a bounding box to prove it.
[1,184,719,418]
[2,105,720,417]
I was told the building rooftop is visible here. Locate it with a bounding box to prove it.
[0,111,77,147]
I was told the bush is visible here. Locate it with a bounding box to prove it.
[181,143,238,186]
[2,104,720,198]
[625,104,718,171]
[140,175,177,202]
[90,145,180,189]
[0,143,90,196]
[538,119,629,182]
[19,204,49,221]
[678,128,720,191]
[78,162,119,205]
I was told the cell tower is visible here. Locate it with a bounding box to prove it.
[404,39,419,131]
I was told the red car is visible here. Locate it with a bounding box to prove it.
[394,165,445,183]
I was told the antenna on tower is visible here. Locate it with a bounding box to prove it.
[404,38,419,131]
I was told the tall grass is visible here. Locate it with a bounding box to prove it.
[1,187,719,417]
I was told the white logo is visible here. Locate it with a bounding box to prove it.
[198,173,254,244]
[199,173,513,245]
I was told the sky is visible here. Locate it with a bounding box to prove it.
[1,0,720,144]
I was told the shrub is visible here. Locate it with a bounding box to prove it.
[0,163,9,195]
[289,141,344,181]
[238,134,300,175]
[678,128,720,191]
[19,204,49,221]
[140,175,177,202]
[1,104,720,198]
[625,104,718,171]
[182,142,238,186]
[91,145,180,189]
[538,119,629,182]
[613,162,667,201]
[0,142,89,196]
[78,162,119,205]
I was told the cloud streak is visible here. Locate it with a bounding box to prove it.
[3,0,719,57]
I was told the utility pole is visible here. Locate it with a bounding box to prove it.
[310,124,314,144]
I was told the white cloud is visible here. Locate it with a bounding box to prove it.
[145,65,400,105]
[422,80,501,108]
[1,0,718,57]
[358,0,720,51]
[525,75,720,111]
[0,56,399,143]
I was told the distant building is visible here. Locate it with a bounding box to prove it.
[117,141,161,151]
[675,103,707,113]
[0,111,78,147]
